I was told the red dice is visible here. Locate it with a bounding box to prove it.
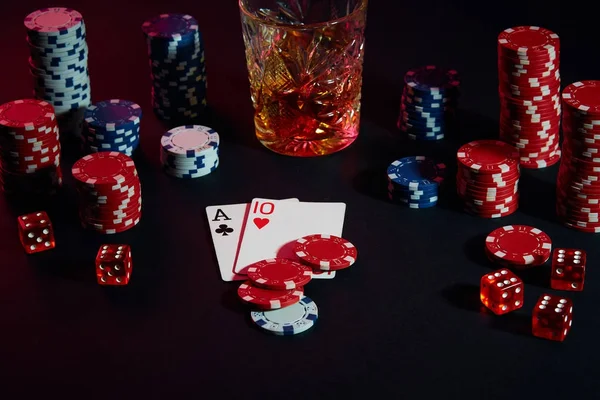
[480,268,524,315]
[17,211,56,254]
[95,244,132,285]
[551,248,586,291]
[532,294,573,341]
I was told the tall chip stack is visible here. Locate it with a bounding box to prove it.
[141,14,207,123]
[557,81,600,233]
[0,99,62,196]
[397,66,460,141]
[24,7,91,142]
[497,26,561,169]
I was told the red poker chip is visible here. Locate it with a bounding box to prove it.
[463,193,519,207]
[499,73,561,87]
[72,152,137,187]
[294,234,357,271]
[486,225,552,265]
[501,99,560,111]
[81,215,141,234]
[497,45,559,59]
[457,140,520,174]
[247,258,312,290]
[459,191,518,204]
[464,202,518,218]
[498,62,559,74]
[237,281,303,310]
[498,57,559,68]
[457,178,519,194]
[0,99,56,129]
[562,81,600,114]
[457,183,519,198]
[498,26,560,55]
[458,170,520,184]
[466,200,520,214]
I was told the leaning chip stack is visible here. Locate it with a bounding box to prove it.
[72,152,142,234]
[498,26,561,169]
[485,225,552,267]
[142,14,207,123]
[236,235,357,335]
[0,99,62,196]
[387,156,445,209]
[83,100,142,156]
[160,125,219,178]
[456,140,520,218]
[557,81,600,233]
[397,66,460,141]
[237,257,317,336]
[25,7,91,141]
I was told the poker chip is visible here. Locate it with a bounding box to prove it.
[237,281,303,310]
[485,225,552,266]
[250,295,318,336]
[557,80,600,233]
[0,99,62,196]
[160,125,220,178]
[397,66,460,141]
[456,140,520,218]
[386,156,444,208]
[497,26,561,168]
[83,100,142,156]
[24,7,91,141]
[71,151,142,234]
[294,234,357,271]
[247,258,312,290]
[141,14,207,123]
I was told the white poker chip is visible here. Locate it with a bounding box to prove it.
[160,125,219,156]
[250,296,318,336]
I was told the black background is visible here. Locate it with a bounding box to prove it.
[1,1,598,399]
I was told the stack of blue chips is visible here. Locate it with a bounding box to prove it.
[160,125,219,179]
[83,99,142,156]
[142,14,207,123]
[25,7,92,141]
[387,156,446,209]
[397,66,460,141]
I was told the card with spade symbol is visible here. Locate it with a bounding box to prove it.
[233,198,346,276]
[206,198,298,282]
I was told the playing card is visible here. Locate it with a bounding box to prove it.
[206,198,298,282]
[233,199,346,276]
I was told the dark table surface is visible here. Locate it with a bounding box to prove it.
[1,1,598,399]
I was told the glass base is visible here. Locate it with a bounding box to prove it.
[255,120,360,157]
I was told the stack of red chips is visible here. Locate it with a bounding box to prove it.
[0,99,62,196]
[557,80,600,233]
[497,26,561,169]
[71,151,142,234]
[456,140,521,218]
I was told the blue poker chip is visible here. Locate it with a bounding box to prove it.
[250,295,318,336]
[85,132,140,147]
[84,100,142,131]
[407,133,445,141]
[163,159,219,179]
[387,156,446,191]
[389,185,439,197]
[142,14,199,41]
[404,66,460,94]
[88,133,139,145]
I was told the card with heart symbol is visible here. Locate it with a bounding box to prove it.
[233,198,347,276]
[206,198,299,282]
